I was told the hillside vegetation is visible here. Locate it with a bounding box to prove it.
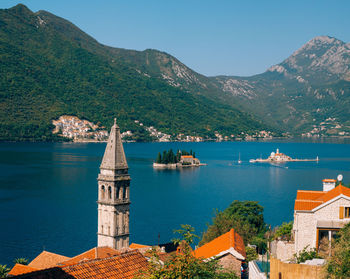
[0,4,271,141]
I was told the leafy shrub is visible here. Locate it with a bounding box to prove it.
[294,246,323,264]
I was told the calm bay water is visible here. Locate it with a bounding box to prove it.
[1,140,350,265]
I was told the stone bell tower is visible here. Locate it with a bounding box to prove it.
[97,118,130,249]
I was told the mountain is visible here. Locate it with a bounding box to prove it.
[212,36,350,135]
[1,4,348,141]
[0,4,271,141]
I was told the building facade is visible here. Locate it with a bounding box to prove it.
[97,119,130,249]
[293,179,350,254]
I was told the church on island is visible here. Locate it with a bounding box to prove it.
[8,119,246,278]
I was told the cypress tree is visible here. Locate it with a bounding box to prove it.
[156,152,162,163]
[162,150,167,164]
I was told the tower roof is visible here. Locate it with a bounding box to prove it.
[100,119,128,170]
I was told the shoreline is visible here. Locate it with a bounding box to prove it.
[1,135,350,144]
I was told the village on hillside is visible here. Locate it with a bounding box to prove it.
[52,115,274,143]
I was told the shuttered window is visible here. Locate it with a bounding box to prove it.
[345,207,350,218]
[339,206,344,219]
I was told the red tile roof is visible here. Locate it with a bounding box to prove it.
[129,243,151,249]
[59,247,120,266]
[28,251,71,269]
[8,264,38,276]
[9,250,149,279]
[294,184,350,211]
[193,228,246,260]
[62,250,148,279]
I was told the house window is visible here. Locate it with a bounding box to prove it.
[345,207,350,218]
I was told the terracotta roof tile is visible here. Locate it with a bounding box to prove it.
[59,247,120,266]
[294,200,323,211]
[8,264,38,276]
[294,185,350,211]
[10,250,149,279]
[193,228,246,260]
[28,251,71,269]
[62,250,148,279]
[129,243,151,249]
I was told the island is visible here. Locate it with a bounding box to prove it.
[249,148,319,163]
[153,149,206,169]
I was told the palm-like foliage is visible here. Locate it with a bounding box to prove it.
[0,264,10,278]
[13,258,29,265]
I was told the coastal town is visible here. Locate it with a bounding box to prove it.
[52,115,275,143]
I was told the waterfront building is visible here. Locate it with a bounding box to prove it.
[97,119,131,249]
[293,178,350,254]
[180,155,200,165]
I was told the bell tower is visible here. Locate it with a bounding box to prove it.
[97,118,130,249]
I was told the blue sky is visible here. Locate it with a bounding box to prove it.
[1,0,349,76]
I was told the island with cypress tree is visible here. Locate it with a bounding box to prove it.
[153,149,205,169]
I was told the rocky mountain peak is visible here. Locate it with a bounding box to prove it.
[267,36,350,81]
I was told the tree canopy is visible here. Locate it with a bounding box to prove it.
[199,201,267,252]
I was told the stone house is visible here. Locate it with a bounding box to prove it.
[293,179,350,254]
[180,155,200,165]
[193,228,246,276]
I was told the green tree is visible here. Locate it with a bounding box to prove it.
[274,221,293,241]
[0,264,10,278]
[156,152,162,164]
[136,225,239,279]
[245,246,258,262]
[326,223,350,278]
[13,258,29,265]
[200,201,267,246]
[162,150,167,164]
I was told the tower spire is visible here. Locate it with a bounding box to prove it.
[100,119,127,170]
[97,119,130,250]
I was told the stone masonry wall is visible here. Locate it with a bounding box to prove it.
[218,253,241,277]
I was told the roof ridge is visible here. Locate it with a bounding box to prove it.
[230,229,234,248]
[295,199,323,202]
[297,190,325,193]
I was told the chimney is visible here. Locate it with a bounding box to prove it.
[323,179,336,192]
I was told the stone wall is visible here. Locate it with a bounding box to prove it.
[270,257,325,279]
[270,241,295,262]
[218,253,241,277]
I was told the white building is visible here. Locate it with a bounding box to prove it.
[293,179,350,254]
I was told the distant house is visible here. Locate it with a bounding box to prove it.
[293,179,350,254]
[193,228,246,276]
[180,155,200,165]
